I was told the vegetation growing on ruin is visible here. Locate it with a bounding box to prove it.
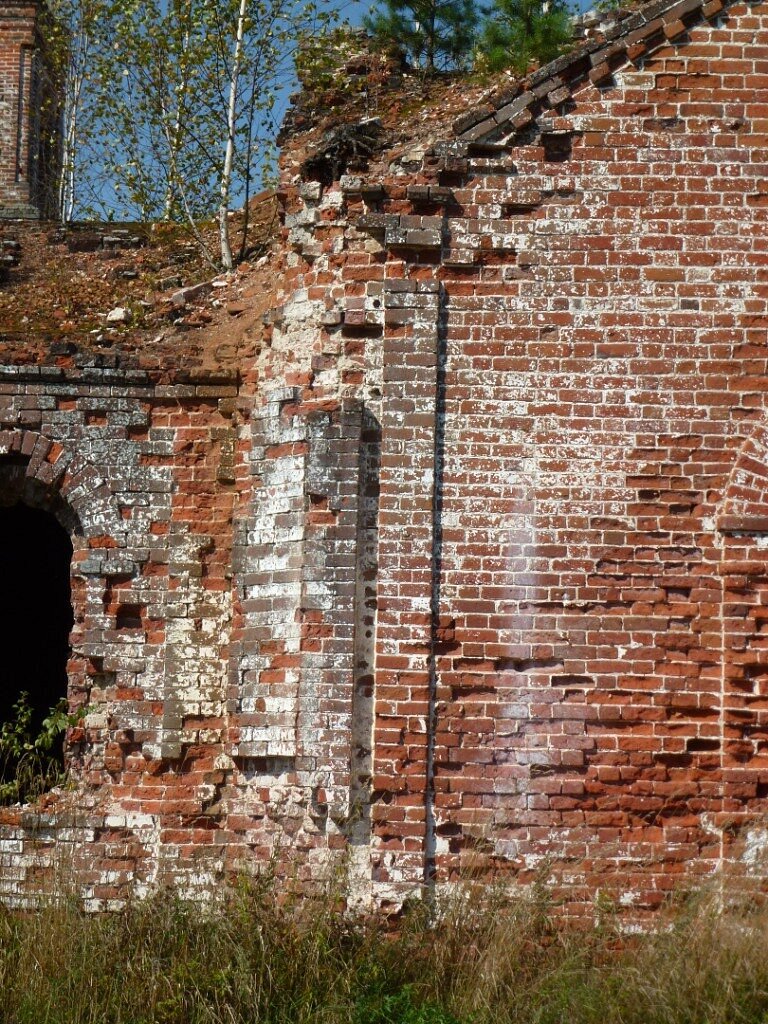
[364,0,480,72]
[42,0,576,240]
[363,0,574,74]
[479,0,573,73]
[2,879,768,1023]
[0,693,74,805]
[0,193,279,350]
[42,0,335,266]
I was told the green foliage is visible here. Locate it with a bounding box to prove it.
[356,983,464,1024]
[479,0,573,73]
[0,693,68,803]
[39,0,338,266]
[362,0,573,75]
[364,0,479,72]
[85,0,273,219]
[0,693,81,805]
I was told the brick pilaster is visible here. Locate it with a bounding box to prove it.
[372,279,441,896]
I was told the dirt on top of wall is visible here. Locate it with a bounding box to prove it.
[0,3,658,382]
[0,192,280,381]
[281,35,512,182]
[278,8,650,184]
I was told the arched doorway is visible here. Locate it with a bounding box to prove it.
[0,502,73,754]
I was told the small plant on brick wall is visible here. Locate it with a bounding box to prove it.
[0,693,81,805]
[478,0,574,73]
[364,0,479,73]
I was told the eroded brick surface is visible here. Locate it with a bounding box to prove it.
[2,0,768,918]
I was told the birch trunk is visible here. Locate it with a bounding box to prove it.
[219,0,247,270]
[162,6,192,221]
[57,19,89,222]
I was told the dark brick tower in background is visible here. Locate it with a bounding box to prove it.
[0,1,58,218]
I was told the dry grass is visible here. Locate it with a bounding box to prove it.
[1,876,768,1024]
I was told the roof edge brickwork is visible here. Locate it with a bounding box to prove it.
[451,0,734,144]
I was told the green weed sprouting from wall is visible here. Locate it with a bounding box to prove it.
[0,692,81,805]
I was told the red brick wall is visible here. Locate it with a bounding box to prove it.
[0,1,50,216]
[273,0,768,914]
[2,0,768,918]
[425,0,768,912]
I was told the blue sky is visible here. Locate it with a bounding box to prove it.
[84,0,599,219]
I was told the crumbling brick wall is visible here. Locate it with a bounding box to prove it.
[2,0,768,919]
[0,366,240,905]
[268,0,768,913]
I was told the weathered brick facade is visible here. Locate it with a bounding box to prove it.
[2,0,768,917]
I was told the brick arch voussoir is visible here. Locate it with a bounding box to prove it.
[0,429,125,543]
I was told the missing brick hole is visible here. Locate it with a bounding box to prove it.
[552,675,596,688]
[654,752,692,768]
[86,657,116,692]
[116,604,144,629]
[495,656,565,672]
[84,411,108,426]
[104,573,134,609]
[233,755,296,779]
[504,203,540,216]
[544,186,578,199]
[686,738,720,752]
[541,133,574,162]
[643,116,684,132]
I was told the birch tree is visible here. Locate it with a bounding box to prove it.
[40,0,107,222]
[220,0,248,271]
[107,0,333,268]
[42,0,334,266]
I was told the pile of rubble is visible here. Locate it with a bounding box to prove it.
[0,193,278,344]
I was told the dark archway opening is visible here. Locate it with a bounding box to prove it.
[0,502,73,746]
